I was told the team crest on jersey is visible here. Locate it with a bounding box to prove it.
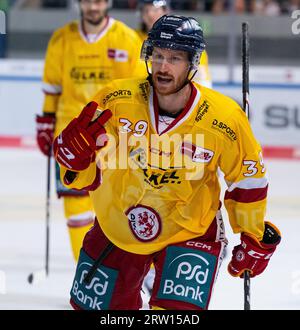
[181,142,214,163]
[126,205,161,242]
[107,49,128,62]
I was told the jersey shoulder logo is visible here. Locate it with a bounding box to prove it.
[139,82,150,102]
[102,89,132,106]
[211,119,237,141]
[195,100,210,122]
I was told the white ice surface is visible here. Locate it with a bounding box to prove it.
[0,148,299,310]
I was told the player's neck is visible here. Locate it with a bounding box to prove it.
[156,83,192,116]
[82,16,108,35]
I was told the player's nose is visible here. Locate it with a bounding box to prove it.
[159,58,170,72]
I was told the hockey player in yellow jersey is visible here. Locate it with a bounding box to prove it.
[137,0,209,296]
[53,15,281,310]
[35,0,145,261]
[136,0,212,88]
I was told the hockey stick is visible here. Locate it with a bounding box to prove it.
[28,151,51,284]
[242,22,250,118]
[242,22,251,311]
[83,242,114,285]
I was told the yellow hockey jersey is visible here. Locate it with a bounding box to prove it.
[59,78,268,255]
[42,17,146,136]
[136,29,212,88]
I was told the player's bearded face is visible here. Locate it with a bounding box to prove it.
[151,48,190,96]
[80,0,108,26]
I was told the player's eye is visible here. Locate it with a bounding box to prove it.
[171,56,182,63]
[152,53,164,62]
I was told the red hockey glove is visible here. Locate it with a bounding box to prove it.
[53,101,112,171]
[36,114,55,156]
[228,221,281,278]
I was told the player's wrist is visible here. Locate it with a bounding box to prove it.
[240,234,273,258]
[241,221,281,251]
[36,113,56,125]
[41,112,56,117]
[64,170,78,185]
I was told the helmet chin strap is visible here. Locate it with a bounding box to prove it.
[145,60,198,95]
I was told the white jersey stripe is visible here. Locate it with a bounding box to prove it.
[148,86,201,135]
[42,82,62,94]
[79,17,115,44]
[149,87,156,133]
[68,211,94,221]
[227,176,268,192]
[166,88,201,134]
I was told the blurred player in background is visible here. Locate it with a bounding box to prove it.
[53,15,281,310]
[136,0,212,88]
[35,0,145,261]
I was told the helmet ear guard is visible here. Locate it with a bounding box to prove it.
[140,39,153,63]
[188,51,201,71]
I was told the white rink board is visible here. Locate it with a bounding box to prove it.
[0,60,299,147]
[215,84,300,147]
[0,80,43,136]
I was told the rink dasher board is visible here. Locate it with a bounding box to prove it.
[0,62,299,148]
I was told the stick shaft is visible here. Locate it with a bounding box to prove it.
[242,22,250,118]
[242,22,251,310]
[244,270,251,310]
[27,152,51,284]
[45,152,51,276]
[84,242,114,284]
